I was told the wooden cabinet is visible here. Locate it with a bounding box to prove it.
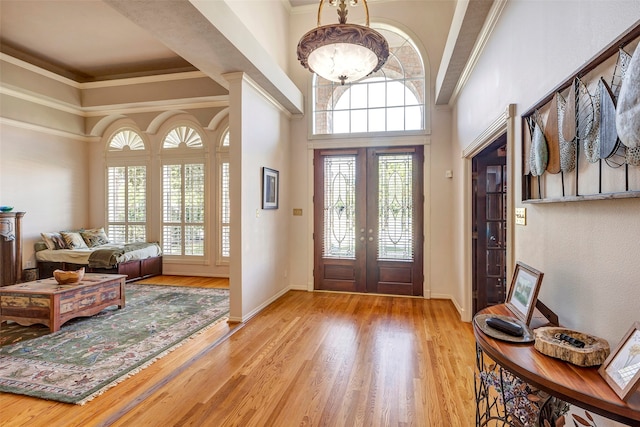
[0,212,25,287]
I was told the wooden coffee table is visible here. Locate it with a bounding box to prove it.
[0,273,126,332]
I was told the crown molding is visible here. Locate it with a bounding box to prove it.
[462,103,514,158]
[0,53,82,88]
[0,117,94,142]
[1,82,229,117]
[1,52,210,89]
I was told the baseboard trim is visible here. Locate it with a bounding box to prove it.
[231,286,290,323]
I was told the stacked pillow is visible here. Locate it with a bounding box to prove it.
[41,227,110,250]
[41,232,66,250]
[80,228,110,247]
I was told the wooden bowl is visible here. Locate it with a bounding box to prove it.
[534,326,610,367]
[53,268,85,285]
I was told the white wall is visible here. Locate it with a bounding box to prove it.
[226,73,291,321]
[0,124,90,268]
[452,1,640,344]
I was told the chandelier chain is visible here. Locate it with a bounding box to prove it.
[317,0,369,27]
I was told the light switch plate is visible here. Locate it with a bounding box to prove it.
[293,208,303,216]
[515,208,526,225]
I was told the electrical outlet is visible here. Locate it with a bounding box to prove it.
[26,260,34,269]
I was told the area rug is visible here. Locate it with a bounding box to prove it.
[0,284,229,405]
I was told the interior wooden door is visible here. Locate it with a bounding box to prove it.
[314,146,423,296]
[472,137,507,314]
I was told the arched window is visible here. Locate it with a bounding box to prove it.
[161,125,206,258]
[108,129,146,151]
[217,128,231,264]
[312,26,425,136]
[106,129,147,243]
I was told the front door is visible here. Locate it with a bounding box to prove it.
[313,146,423,296]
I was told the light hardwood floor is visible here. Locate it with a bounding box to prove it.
[1,276,477,426]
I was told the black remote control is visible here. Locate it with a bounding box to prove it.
[557,333,586,348]
[486,317,524,336]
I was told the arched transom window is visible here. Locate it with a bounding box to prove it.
[108,129,145,151]
[312,26,425,136]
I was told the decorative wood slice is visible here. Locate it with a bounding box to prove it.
[599,78,620,159]
[523,117,532,175]
[544,94,562,174]
[562,82,577,142]
[530,118,548,176]
[534,326,610,367]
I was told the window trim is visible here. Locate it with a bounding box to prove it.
[105,128,150,244]
[160,123,210,263]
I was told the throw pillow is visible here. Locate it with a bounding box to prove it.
[60,231,89,249]
[41,232,67,250]
[80,227,110,247]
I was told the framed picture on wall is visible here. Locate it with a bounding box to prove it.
[599,321,640,401]
[262,167,279,209]
[505,262,544,326]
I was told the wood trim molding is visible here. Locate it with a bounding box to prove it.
[1,53,209,89]
[461,103,516,322]
[462,104,514,158]
[0,117,94,142]
[1,83,228,118]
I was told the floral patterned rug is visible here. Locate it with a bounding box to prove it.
[0,284,229,405]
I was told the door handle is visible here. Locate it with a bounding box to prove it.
[360,236,365,242]
[368,237,374,242]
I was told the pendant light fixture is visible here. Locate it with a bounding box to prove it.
[297,0,389,85]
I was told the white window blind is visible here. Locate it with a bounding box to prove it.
[107,165,147,243]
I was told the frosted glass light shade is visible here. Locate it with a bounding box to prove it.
[307,43,378,84]
[297,23,389,85]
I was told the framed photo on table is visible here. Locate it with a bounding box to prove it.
[599,321,640,401]
[505,262,544,326]
[262,167,279,209]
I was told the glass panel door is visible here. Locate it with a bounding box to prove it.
[314,147,423,296]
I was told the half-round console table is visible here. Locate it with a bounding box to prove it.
[474,304,640,426]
